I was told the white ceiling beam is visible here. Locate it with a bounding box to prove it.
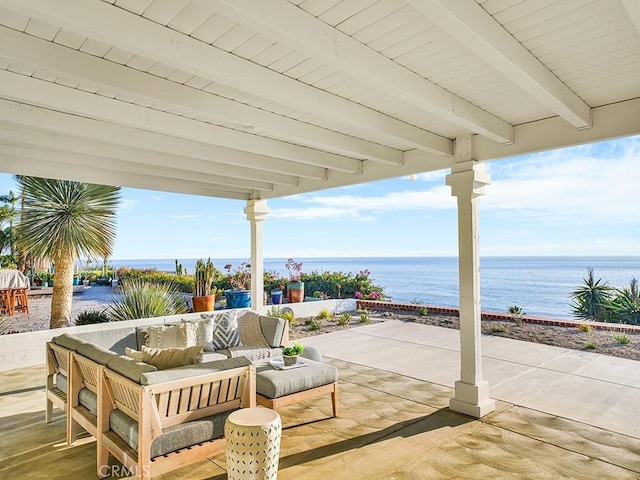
[208,0,513,145]
[0,144,274,192]
[0,26,394,169]
[0,125,298,187]
[0,155,252,200]
[0,72,331,180]
[407,0,592,130]
[621,0,640,36]
[7,0,453,155]
[475,98,640,162]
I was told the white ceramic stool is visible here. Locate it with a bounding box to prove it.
[225,407,282,480]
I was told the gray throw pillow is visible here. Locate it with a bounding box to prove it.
[211,310,240,350]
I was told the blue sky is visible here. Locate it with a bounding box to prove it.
[2,135,639,260]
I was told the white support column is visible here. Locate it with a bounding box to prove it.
[244,199,270,310]
[445,135,495,418]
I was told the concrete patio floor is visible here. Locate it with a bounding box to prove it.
[1,321,639,479]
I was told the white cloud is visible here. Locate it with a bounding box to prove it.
[151,195,162,201]
[272,186,455,220]
[484,146,640,226]
[119,198,138,212]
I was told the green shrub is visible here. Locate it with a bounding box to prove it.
[418,307,428,316]
[577,323,591,333]
[76,309,110,325]
[337,313,352,326]
[106,280,188,321]
[282,311,295,323]
[359,313,370,323]
[356,308,368,315]
[490,324,507,333]
[283,342,304,356]
[117,267,195,293]
[318,309,333,319]
[613,333,631,345]
[584,342,597,350]
[308,319,322,330]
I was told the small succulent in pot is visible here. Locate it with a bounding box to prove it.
[282,341,304,366]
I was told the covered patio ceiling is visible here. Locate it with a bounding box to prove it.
[0,0,639,201]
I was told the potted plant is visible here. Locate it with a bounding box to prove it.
[192,258,217,312]
[285,258,304,303]
[282,341,304,366]
[224,262,251,309]
[271,284,284,305]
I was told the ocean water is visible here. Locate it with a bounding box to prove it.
[110,256,640,320]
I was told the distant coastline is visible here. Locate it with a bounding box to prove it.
[105,256,640,320]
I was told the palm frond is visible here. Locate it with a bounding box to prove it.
[14,176,120,260]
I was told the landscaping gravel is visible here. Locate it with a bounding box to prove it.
[290,309,640,362]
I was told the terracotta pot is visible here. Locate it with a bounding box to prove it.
[287,282,304,303]
[192,295,216,312]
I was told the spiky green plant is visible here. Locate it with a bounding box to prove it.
[76,309,110,325]
[318,309,332,319]
[607,278,640,325]
[612,333,631,345]
[15,176,120,328]
[194,258,216,297]
[106,279,187,322]
[337,313,352,325]
[570,268,614,322]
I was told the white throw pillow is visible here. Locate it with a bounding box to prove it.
[144,323,192,349]
[210,310,240,350]
[181,317,215,351]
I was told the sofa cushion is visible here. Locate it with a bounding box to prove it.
[52,333,86,352]
[182,317,215,351]
[258,315,286,348]
[76,342,120,366]
[55,373,67,393]
[140,357,251,386]
[75,328,137,355]
[256,358,338,399]
[208,310,240,350]
[140,345,203,370]
[107,355,158,384]
[109,408,233,458]
[78,387,97,417]
[144,323,192,349]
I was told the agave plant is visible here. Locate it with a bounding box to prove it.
[570,268,614,322]
[607,278,640,325]
[106,279,187,322]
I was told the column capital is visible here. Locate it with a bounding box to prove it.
[446,161,490,198]
[244,199,270,222]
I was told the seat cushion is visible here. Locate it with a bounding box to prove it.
[256,358,338,399]
[140,357,251,386]
[76,342,119,366]
[78,387,97,417]
[52,334,86,352]
[106,355,157,384]
[55,373,67,394]
[109,408,233,458]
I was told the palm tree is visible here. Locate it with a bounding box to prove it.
[15,176,120,329]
